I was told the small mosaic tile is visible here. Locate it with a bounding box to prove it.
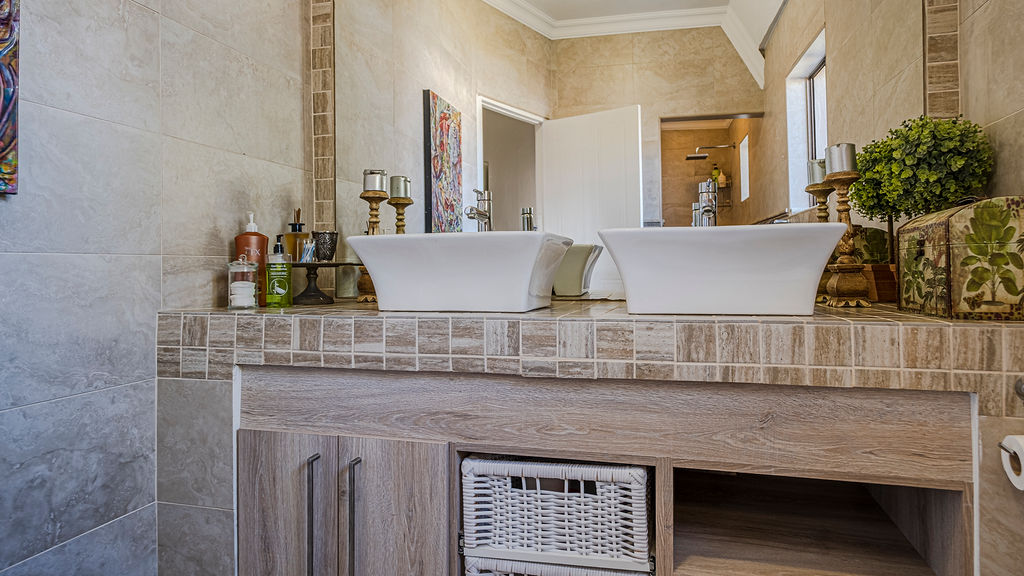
[323,317,353,353]
[558,320,594,359]
[385,318,417,355]
[322,352,353,369]
[952,371,1004,416]
[486,357,521,375]
[235,315,264,349]
[208,315,236,348]
[717,323,760,364]
[635,322,675,362]
[761,323,805,366]
[418,355,452,372]
[263,317,293,350]
[521,320,558,358]
[384,354,417,371]
[635,362,675,381]
[451,319,485,356]
[157,347,181,378]
[292,352,323,367]
[763,366,808,386]
[207,348,234,380]
[676,322,716,363]
[353,318,384,354]
[522,359,557,378]
[595,321,634,360]
[264,350,293,366]
[157,314,182,347]
[352,354,384,370]
[181,348,208,379]
[902,325,951,370]
[807,325,852,367]
[417,319,451,355]
[558,361,595,379]
[853,324,900,368]
[597,361,634,380]
[952,326,1002,372]
[675,363,718,382]
[182,315,209,347]
[486,320,520,357]
[296,318,323,352]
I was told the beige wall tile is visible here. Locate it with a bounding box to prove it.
[764,365,809,386]
[952,326,1003,371]
[903,370,952,390]
[984,109,1024,198]
[556,34,633,72]
[323,318,353,353]
[452,319,485,356]
[853,324,900,368]
[635,322,675,362]
[807,325,853,366]
[953,371,1005,416]
[0,103,162,255]
[160,137,305,258]
[162,0,304,77]
[902,325,952,369]
[717,323,761,364]
[595,321,634,361]
[677,322,717,363]
[417,319,451,355]
[486,320,521,357]
[809,366,854,387]
[20,0,160,131]
[761,323,806,365]
[556,64,635,111]
[558,320,595,359]
[161,19,304,169]
[161,256,230,310]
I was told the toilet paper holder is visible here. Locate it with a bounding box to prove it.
[1000,442,1014,455]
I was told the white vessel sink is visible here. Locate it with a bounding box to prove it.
[347,231,572,312]
[598,223,846,315]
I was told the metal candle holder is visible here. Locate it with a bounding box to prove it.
[387,175,413,234]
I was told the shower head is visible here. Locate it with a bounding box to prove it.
[685,143,735,160]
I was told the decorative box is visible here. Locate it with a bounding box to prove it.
[897,196,1024,320]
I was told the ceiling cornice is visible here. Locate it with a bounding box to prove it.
[720,5,765,88]
[479,0,765,88]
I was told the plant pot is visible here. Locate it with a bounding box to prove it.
[862,263,898,303]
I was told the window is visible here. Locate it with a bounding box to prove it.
[739,135,750,202]
[785,30,826,212]
[808,61,827,162]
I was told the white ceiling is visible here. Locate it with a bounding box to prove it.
[524,0,729,21]
[480,0,785,88]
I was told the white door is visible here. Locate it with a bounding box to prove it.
[536,105,643,293]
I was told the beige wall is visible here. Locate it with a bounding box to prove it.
[552,28,764,222]
[961,0,1024,198]
[483,109,537,232]
[661,128,733,227]
[718,117,764,225]
[750,0,924,227]
[335,0,553,257]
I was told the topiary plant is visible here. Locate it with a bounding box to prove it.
[850,115,994,263]
[851,115,994,220]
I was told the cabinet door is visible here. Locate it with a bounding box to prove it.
[238,429,339,576]
[338,436,449,576]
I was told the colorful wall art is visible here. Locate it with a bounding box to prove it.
[0,0,16,195]
[423,90,462,232]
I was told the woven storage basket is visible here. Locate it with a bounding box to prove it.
[465,556,648,576]
[461,457,650,572]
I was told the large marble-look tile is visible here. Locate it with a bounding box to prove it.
[985,109,1024,198]
[960,0,992,125]
[978,416,1024,575]
[0,255,159,410]
[869,0,923,87]
[162,0,304,77]
[556,65,635,112]
[0,381,156,570]
[0,102,161,255]
[157,379,233,509]
[161,137,305,257]
[157,503,235,576]
[2,505,156,576]
[556,34,633,72]
[161,18,304,169]
[19,0,160,131]
[161,256,230,310]
[983,0,1024,123]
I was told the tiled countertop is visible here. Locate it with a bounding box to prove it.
[157,300,1024,418]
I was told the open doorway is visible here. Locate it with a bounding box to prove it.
[477,97,544,232]
[660,114,763,226]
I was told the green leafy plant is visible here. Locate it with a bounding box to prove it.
[851,115,994,220]
[959,203,1023,304]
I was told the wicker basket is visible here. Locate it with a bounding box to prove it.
[461,457,651,572]
[465,556,647,576]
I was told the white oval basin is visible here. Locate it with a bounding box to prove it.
[598,223,847,315]
[347,231,573,312]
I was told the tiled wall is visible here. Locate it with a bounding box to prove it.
[661,128,733,226]
[747,0,925,227]
[551,28,764,224]
[0,0,308,574]
[961,0,1024,199]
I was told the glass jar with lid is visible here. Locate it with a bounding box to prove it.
[227,256,259,310]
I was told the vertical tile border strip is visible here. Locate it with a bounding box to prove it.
[311,0,336,234]
[924,0,960,118]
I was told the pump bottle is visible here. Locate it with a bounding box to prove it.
[234,212,269,307]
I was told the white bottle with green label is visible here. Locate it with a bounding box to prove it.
[266,235,292,308]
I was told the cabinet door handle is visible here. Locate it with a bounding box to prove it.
[347,457,362,576]
[306,453,321,576]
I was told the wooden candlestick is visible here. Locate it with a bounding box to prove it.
[806,181,836,303]
[806,181,835,223]
[824,170,871,308]
[387,196,414,235]
[357,189,389,303]
[360,189,389,236]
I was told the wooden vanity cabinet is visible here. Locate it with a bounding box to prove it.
[237,429,449,576]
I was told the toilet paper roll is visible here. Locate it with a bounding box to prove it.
[1000,435,1024,491]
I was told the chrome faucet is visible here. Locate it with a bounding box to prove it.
[465,189,492,231]
[693,179,718,227]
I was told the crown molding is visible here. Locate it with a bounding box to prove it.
[720,5,765,88]
[480,0,765,89]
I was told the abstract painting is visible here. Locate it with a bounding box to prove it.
[423,90,462,232]
[0,0,16,195]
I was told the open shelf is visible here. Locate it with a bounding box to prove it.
[672,470,935,576]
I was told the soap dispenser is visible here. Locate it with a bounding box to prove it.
[283,208,311,263]
[234,212,268,307]
[265,235,292,308]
